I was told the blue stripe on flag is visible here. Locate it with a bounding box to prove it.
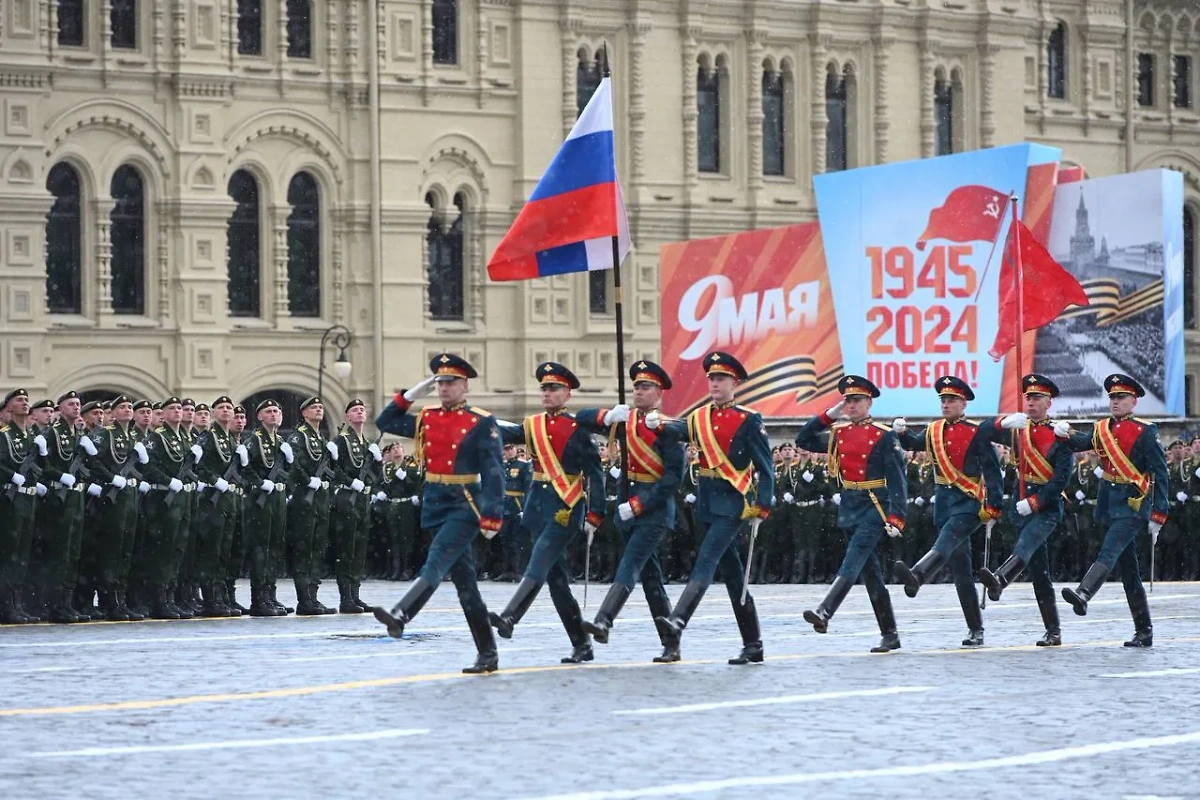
[528,131,616,202]
[534,241,590,276]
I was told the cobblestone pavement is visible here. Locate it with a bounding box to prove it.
[3,580,1200,800]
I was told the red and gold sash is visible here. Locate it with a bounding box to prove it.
[1018,425,1055,484]
[625,409,665,480]
[690,404,752,496]
[1093,418,1151,494]
[526,414,584,508]
[928,420,982,500]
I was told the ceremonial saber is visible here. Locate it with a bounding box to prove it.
[584,528,593,608]
[740,518,761,605]
[1150,537,1155,593]
[981,519,994,609]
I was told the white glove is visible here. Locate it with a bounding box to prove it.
[885,524,902,539]
[930,495,937,504]
[236,444,249,466]
[373,491,387,502]
[783,492,795,504]
[133,441,148,464]
[617,502,636,521]
[368,443,383,462]
[1000,412,1029,430]
[197,482,208,490]
[832,493,841,506]
[35,483,47,497]
[190,443,204,461]
[645,410,661,430]
[111,475,127,489]
[481,526,498,540]
[307,476,322,490]
[325,441,338,460]
[825,399,846,419]
[59,473,76,488]
[891,417,907,434]
[138,481,151,494]
[396,468,407,480]
[1016,499,1034,516]
[214,478,230,493]
[351,478,365,493]
[609,465,621,480]
[1075,490,1086,501]
[1093,467,1104,479]
[1053,421,1071,438]
[685,493,696,504]
[603,404,631,426]
[403,376,438,403]
[1194,467,1200,480]
[280,441,294,463]
[10,473,26,487]
[87,483,102,497]
[33,434,48,456]
[985,519,996,540]
[168,478,183,493]
[261,480,276,493]
[583,521,599,538]
[410,495,421,506]
[802,470,814,483]
[1178,491,1189,503]
[80,436,98,456]
[1149,521,1162,546]
[915,497,925,506]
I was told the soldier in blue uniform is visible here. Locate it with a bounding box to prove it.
[373,354,505,673]
[576,359,686,654]
[890,376,1016,646]
[653,352,774,664]
[795,375,906,653]
[977,374,1074,645]
[498,442,532,581]
[1057,374,1169,647]
[487,362,605,664]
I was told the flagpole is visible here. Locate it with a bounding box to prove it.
[1010,195,1028,504]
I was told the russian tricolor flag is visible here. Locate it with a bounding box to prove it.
[487,77,632,282]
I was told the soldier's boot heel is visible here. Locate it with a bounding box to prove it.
[1123,586,1153,648]
[803,575,853,634]
[582,584,632,645]
[653,582,706,656]
[729,594,763,664]
[979,554,1025,603]
[488,577,540,639]
[337,580,362,614]
[894,550,946,599]
[373,577,435,638]
[462,652,499,674]
[351,582,372,612]
[1061,563,1110,617]
[561,643,594,664]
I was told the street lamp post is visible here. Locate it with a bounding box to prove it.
[317,324,353,405]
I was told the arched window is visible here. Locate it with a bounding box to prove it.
[825,67,848,172]
[762,66,786,176]
[1185,205,1196,329]
[287,172,321,317]
[426,192,464,321]
[46,163,83,314]
[58,0,85,46]
[227,170,261,318]
[934,71,955,156]
[237,0,263,56]
[577,50,602,117]
[286,0,312,58]
[697,61,721,174]
[1047,22,1067,99]
[110,165,145,315]
[432,0,457,65]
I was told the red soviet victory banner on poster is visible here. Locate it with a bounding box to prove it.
[658,223,843,417]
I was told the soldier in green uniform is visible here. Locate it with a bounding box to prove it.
[175,398,202,614]
[23,397,57,618]
[393,451,425,579]
[331,399,382,613]
[240,398,291,616]
[73,399,106,619]
[126,399,156,615]
[286,396,337,615]
[225,404,251,614]
[1185,437,1200,580]
[1162,440,1189,581]
[1,389,45,624]
[791,447,824,583]
[138,397,196,619]
[497,441,533,582]
[191,396,244,617]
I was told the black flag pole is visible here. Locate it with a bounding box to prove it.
[601,42,628,412]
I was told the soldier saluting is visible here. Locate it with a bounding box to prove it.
[1056,374,1169,647]
[795,375,906,653]
[373,354,505,674]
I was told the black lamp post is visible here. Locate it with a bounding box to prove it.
[317,324,353,405]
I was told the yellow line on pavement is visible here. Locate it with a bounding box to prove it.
[6,635,1200,718]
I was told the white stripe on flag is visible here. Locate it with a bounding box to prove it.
[567,77,614,141]
[584,177,633,271]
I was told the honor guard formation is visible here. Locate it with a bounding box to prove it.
[0,357,1188,673]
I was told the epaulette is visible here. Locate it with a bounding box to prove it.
[830,420,853,430]
[1131,417,1151,425]
[870,421,892,433]
[154,426,166,433]
[470,406,492,417]
[0,424,7,433]
[733,404,757,415]
[104,424,115,430]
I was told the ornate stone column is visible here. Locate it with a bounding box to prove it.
[421,0,433,105]
[873,34,893,163]
[560,22,578,136]
[980,43,997,148]
[270,205,291,320]
[746,28,766,192]
[628,20,650,184]
[919,36,935,158]
[810,34,829,176]
[94,199,116,317]
[682,28,699,189]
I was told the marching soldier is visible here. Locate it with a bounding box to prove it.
[488,362,604,664]
[192,403,211,434]
[332,399,383,613]
[29,398,55,433]
[285,396,338,615]
[977,375,1074,645]
[192,396,244,617]
[576,359,686,653]
[36,391,93,623]
[498,441,532,582]
[654,351,774,664]
[1057,374,1168,647]
[138,397,196,619]
[241,398,292,616]
[891,376,1015,646]
[373,353,505,674]
[795,375,906,653]
[1,389,46,624]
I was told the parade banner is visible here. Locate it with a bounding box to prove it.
[659,145,1184,418]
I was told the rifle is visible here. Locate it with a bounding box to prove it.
[55,435,91,501]
[102,432,142,502]
[209,434,242,508]
[255,431,290,508]
[165,430,206,508]
[302,438,336,506]
[5,437,44,501]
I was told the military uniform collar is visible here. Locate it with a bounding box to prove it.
[1111,413,1133,422]
[713,399,737,410]
[545,407,568,417]
[851,416,874,426]
[441,401,469,412]
[1030,417,1051,426]
[943,415,964,425]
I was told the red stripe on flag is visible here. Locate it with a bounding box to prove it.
[489,183,618,271]
[487,253,540,282]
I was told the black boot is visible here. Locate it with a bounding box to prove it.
[216,583,240,617]
[728,594,764,664]
[352,582,372,612]
[958,579,984,646]
[48,589,85,624]
[1061,563,1110,617]
[561,642,595,664]
[102,590,131,621]
[979,554,1025,603]
[338,579,362,614]
[463,605,500,674]
[309,582,335,615]
[867,586,901,653]
[1033,579,1061,646]
[582,584,632,644]
[150,587,182,620]
[653,581,705,661]
[373,577,436,638]
[488,577,541,639]
[894,550,947,598]
[248,585,275,617]
[1123,585,1153,647]
[803,575,853,633]
[0,589,31,624]
[226,581,249,615]
[200,583,232,617]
